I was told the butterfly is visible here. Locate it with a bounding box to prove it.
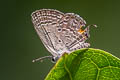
[31,9,97,63]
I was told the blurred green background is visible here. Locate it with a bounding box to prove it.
[1,0,120,80]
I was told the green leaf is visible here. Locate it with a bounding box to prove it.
[45,48,120,80]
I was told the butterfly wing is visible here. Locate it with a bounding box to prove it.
[31,9,91,58]
[31,9,66,57]
[57,13,90,52]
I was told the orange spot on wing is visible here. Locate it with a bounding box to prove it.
[78,25,85,33]
[78,29,84,33]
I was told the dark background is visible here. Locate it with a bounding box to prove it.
[1,0,120,80]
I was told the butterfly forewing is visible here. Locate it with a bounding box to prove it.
[31,9,67,57]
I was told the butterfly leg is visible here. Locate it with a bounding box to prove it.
[32,56,53,63]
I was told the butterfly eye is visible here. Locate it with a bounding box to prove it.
[51,56,59,63]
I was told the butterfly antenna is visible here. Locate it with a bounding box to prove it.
[87,24,97,28]
[32,56,52,63]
